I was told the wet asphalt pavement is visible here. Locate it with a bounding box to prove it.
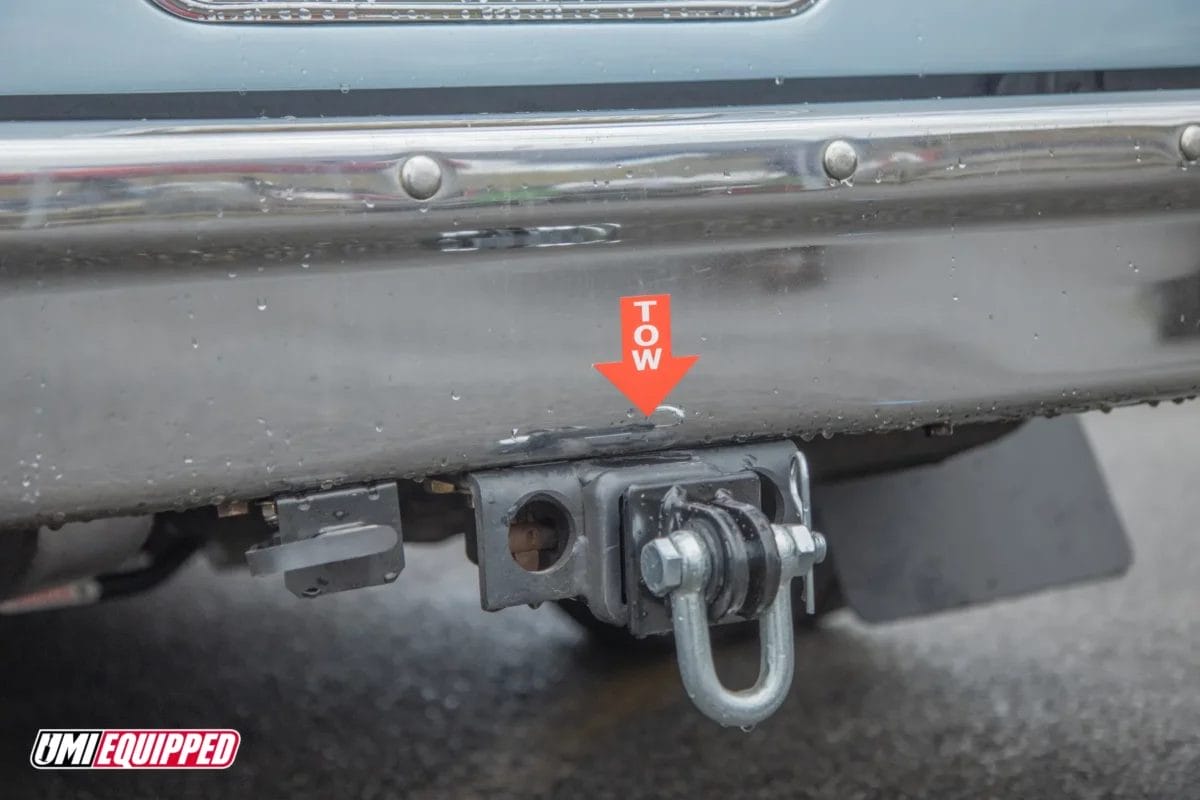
[2,403,1199,799]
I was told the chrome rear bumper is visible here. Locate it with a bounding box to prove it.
[3,93,1200,525]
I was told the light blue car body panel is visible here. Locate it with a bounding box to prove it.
[2,0,1199,97]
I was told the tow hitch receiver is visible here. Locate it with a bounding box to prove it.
[467,441,826,727]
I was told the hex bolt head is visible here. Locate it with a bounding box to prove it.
[400,155,443,201]
[640,537,684,596]
[822,139,858,181]
[1181,125,1200,162]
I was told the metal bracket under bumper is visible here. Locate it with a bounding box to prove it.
[245,482,405,599]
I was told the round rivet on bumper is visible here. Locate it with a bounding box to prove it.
[822,139,858,181]
[400,155,443,200]
[1181,125,1200,162]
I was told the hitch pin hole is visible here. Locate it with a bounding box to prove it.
[508,497,571,572]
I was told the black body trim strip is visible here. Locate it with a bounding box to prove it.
[1,67,1198,122]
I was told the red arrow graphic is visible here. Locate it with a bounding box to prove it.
[594,293,699,416]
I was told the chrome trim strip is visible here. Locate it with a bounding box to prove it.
[148,0,818,23]
[2,95,1200,525]
[4,100,1199,243]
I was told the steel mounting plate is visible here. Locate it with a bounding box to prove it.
[622,473,761,637]
[273,482,405,598]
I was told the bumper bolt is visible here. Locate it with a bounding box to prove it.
[400,154,443,200]
[1181,125,1200,162]
[822,139,858,181]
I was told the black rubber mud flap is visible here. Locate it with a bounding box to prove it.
[820,417,1131,623]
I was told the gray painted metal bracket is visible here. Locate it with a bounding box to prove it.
[246,481,405,599]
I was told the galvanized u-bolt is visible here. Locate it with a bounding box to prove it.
[639,452,827,728]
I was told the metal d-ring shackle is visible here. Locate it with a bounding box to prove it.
[639,452,827,727]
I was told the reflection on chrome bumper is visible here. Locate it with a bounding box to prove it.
[2,94,1200,525]
[149,0,820,23]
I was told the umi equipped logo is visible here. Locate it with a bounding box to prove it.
[30,729,239,769]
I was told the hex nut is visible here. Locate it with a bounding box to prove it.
[400,154,443,200]
[822,139,858,181]
[640,537,684,596]
[1181,125,1200,162]
[773,522,827,567]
